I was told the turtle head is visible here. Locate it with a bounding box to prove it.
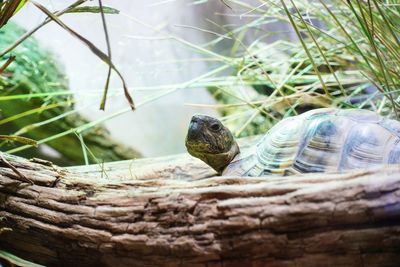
[185,114,239,174]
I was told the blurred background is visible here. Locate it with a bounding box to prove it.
[2,0,397,164]
[13,0,223,157]
[11,0,298,157]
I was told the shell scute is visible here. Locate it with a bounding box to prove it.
[388,140,400,164]
[304,108,336,120]
[256,116,304,174]
[337,108,381,123]
[293,116,352,173]
[379,118,400,138]
[338,123,393,170]
[249,108,400,176]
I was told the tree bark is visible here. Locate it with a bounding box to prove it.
[1,153,400,267]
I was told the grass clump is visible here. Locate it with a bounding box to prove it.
[202,0,400,136]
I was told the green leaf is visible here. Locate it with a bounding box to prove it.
[12,0,26,15]
[67,6,120,14]
[0,250,45,267]
[30,0,135,110]
[0,55,15,76]
[0,0,23,27]
[0,135,38,146]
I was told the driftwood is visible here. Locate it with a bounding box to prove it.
[1,152,400,267]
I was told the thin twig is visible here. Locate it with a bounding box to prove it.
[0,152,33,184]
[220,0,233,10]
[0,55,15,76]
[98,0,113,110]
[0,0,89,58]
[29,0,135,110]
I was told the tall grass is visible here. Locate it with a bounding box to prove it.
[1,0,399,154]
[202,0,400,136]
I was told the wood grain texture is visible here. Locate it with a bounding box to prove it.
[1,153,400,267]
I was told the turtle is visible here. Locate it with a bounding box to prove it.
[185,108,400,176]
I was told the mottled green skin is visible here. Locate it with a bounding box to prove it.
[185,114,239,174]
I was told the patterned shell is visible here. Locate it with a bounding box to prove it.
[223,108,400,176]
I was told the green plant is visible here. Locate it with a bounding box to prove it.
[198,0,400,136]
[0,0,26,28]
[0,3,143,163]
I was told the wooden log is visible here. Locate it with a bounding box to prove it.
[1,153,400,267]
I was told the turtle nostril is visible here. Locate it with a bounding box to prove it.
[187,121,200,139]
[190,122,196,130]
[191,116,199,123]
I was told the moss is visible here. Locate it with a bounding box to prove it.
[0,22,141,164]
[0,21,70,101]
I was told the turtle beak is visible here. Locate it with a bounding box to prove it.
[187,115,203,141]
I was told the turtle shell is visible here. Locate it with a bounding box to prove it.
[227,108,400,176]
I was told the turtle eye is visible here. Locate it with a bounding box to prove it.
[210,123,222,132]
